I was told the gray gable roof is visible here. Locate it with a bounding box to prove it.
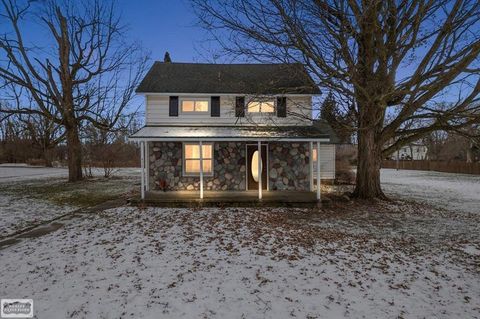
[136,62,320,95]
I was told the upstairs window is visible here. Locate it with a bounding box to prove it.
[181,100,209,113]
[247,100,275,113]
[183,143,213,175]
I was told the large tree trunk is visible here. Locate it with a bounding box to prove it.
[354,129,386,199]
[352,84,387,199]
[353,128,386,199]
[66,125,83,182]
[43,148,53,167]
[466,142,473,163]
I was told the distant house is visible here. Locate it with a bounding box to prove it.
[129,62,338,201]
[390,143,428,160]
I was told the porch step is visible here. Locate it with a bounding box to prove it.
[129,190,330,208]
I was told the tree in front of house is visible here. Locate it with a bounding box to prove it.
[192,0,480,199]
[320,92,355,144]
[0,0,148,181]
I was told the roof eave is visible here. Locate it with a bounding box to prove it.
[135,91,321,96]
[129,136,331,142]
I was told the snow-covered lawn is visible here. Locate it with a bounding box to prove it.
[381,169,480,213]
[0,193,74,237]
[0,165,67,182]
[0,166,139,237]
[1,167,479,318]
[0,165,140,183]
[1,204,479,318]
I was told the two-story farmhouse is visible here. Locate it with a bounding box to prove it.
[130,62,337,201]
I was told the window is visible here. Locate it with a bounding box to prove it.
[247,100,275,113]
[181,100,209,113]
[183,143,213,175]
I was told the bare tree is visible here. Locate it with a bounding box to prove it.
[1,83,65,166]
[0,114,30,163]
[20,114,65,167]
[320,92,355,144]
[456,124,480,162]
[0,0,148,181]
[424,131,448,160]
[192,0,480,199]
[83,115,140,178]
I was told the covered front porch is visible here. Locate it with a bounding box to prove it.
[130,125,333,203]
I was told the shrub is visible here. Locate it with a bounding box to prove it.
[335,159,356,185]
[26,158,46,166]
[335,144,356,185]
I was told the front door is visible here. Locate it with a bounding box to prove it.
[246,144,268,190]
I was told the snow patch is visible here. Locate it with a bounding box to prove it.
[381,169,480,213]
[458,244,480,256]
[0,193,74,237]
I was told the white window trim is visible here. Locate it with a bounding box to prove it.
[180,97,210,114]
[182,142,214,177]
[247,99,276,113]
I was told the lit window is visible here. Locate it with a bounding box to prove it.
[181,100,209,112]
[184,143,213,175]
[247,100,275,113]
[312,148,317,162]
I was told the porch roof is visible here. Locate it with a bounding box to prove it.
[129,125,332,142]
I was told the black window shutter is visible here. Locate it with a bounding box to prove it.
[211,96,220,117]
[169,96,179,116]
[235,96,245,117]
[277,97,287,117]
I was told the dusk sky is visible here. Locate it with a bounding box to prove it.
[117,0,214,63]
[2,0,471,105]
[112,1,465,103]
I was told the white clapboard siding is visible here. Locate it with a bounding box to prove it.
[313,144,335,179]
[146,95,312,126]
[321,144,336,179]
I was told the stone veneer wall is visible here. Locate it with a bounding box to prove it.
[149,142,246,191]
[268,142,310,191]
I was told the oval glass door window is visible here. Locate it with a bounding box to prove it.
[251,150,262,182]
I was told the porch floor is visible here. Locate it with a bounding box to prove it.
[131,190,323,207]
